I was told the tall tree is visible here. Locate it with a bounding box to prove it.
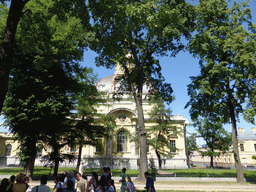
[147,98,178,170]
[73,68,113,169]
[192,117,232,168]
[1,0,90,177]
[0,0,29,113]
[89,0,195,181]
[187,132,198,167]
[0,0,90,113]
[185,0,256,183]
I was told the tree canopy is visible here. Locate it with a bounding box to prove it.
[185,0,256,183]
[192,116,232,168]
[1,0,92,176]
[89,0,195,180]
[0,0,90,113]
[147,98,178,169]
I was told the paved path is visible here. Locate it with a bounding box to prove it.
[25,179,256,192]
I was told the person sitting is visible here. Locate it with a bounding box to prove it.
[31,175,50,192]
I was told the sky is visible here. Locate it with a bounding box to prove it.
[0,0,256,146]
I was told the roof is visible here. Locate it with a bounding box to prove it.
[238,132,256,141]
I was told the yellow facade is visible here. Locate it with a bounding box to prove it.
[191,128,256,167]
[0,67,189,169]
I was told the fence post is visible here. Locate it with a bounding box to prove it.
[207,172,209,178]
[175,173,176,178]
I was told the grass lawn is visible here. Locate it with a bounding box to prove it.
[164,168,256,178]
[0,167,255,179]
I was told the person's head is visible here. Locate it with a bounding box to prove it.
[16,173,24,183]
[67,180,73,189]
[107,167,110,174]
[92,172,98,182]
[144,172,150,179]
[24,176,29,184]
[58,174,65,182]
[68,172,74,179]
[103,167,107,173]
[10,175,15,183]
[81,161,85,165]
[40,175,48,185]
[1,178,9,189]
[122,168,126,173]
[127,175,132,182]
[108,179,114,187]
[75,172,82,181]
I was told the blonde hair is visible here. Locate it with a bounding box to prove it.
[127,175,132,182]
[16,173,25,183]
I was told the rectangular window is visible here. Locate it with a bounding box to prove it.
[240,144,244,152]
[170,140,176,153]
[254,144,256,152]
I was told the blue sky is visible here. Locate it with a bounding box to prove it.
[1,0,256,146]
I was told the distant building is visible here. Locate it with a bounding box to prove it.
[0,65,189,169]
[190,128,256,167]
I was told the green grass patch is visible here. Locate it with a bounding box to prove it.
[83,168,140,176]
[0,167,255,179]
[164,168,256,178]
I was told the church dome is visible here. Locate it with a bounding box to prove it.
[95,74,150,94]
[95,65,150,94]
[95,75,114,93]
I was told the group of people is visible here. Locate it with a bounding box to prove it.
[0,166,154,192]
[0,173,50,192]
[83,167,135,192]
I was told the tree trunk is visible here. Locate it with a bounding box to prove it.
[210,156,214,168]
[155,150,162,170]
[24,156,36,179]
[135,94,148,181]
[122,62,147,181]
[23,141,37,179]
[76,144,83,170]
[0,0,28,112]
[53,146,60,176]
[227,86,245,183]
[230,110,244,183]
[54,157,60,176]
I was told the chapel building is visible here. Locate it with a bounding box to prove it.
[0,65,189,169]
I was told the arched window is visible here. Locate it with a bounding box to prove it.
[4,144,12,156]
[117,131,127,152]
